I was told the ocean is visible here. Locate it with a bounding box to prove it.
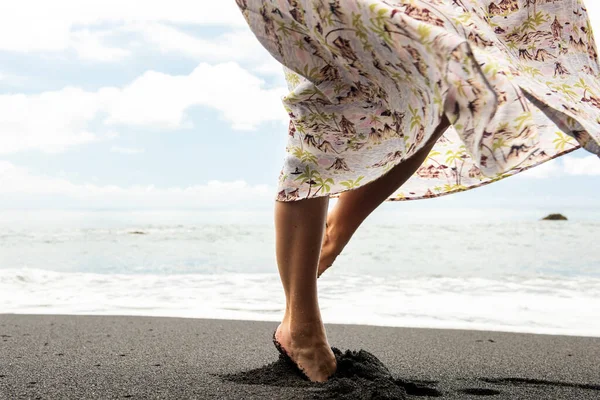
[1,208,599,338]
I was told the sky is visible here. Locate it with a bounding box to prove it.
[0,1,599,216]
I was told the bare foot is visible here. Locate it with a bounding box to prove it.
[274,320,337,382]
[318,222,350,278]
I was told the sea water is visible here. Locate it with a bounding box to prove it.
[1,209,599,337]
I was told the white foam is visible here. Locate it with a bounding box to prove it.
[2,268,599,337]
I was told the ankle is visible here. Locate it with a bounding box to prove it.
[281,318,327,341]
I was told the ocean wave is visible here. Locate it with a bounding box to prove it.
[2,268,599,337]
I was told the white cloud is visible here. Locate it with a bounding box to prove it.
[0,161,274,209]
[253,60,287,77]
[519,155,600,179]
[110,146,145,155]
[124,23,249,61]
[0,1,245,54]
[70,30,131,62]
[123,22,283,76]
[587,3,600,38]
[4,1,600,58]
[105,63,287,130]
[0,62,287,154]
[519,158,563,179]
[563,155,600,176]
[0,87,105,154]
[0,71,28,87]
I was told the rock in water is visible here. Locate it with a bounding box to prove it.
[542,213,568,221]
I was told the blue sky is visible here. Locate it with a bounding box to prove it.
[0,1,599,216]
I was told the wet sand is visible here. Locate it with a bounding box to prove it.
[1,314,599,399]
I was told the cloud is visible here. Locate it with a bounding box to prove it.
[0,1,248,63]
[105,63,287,130]
[110,146,145,155]
[70,30,131,62]
[0,71,28,87]
[1,4,282,76]
[519,158,563,179]
[125,23,252,61]
[518,155,600,179]
[0,1,245,54]
[0,62,287,154]
[563,155,600,176]
[4,1,600,59]
[0,161,274,209]
[587,3,600,38]
[123,22,283,76]
[0,87,105,154]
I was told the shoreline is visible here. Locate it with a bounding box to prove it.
[2,311,600,340]
[1,314,600,399]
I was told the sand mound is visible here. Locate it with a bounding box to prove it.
[223,347,442,399]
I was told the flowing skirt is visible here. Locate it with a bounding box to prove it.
[236,0,600,201]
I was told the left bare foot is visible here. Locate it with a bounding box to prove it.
[274,320,337,382]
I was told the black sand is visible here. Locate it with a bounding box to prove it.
[1,314,599,399]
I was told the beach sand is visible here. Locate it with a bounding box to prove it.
[1,314,599,399]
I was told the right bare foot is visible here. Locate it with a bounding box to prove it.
[274,320,337,382]
[318,222,350,278]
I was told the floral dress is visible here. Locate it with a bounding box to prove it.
[236,0,600,201]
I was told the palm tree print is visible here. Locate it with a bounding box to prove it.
[313,176,335,196]
[522,11,549,32]
[553,131,578,151]
[340,176,365,189]
[292,146,318,165]
[236,0,600,202]
[294,165,320,197]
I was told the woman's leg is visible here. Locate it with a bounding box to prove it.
[274,195,337,382]
[318,115,451,277]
